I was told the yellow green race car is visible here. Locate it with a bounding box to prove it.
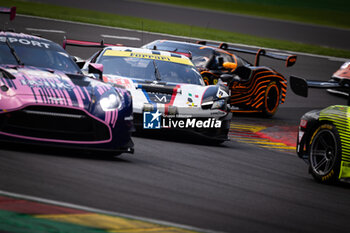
[290,76,350,184]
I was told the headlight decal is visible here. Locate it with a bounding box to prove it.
[201,86,229,110]
[100,92,122,112]
[101,99,118,128]
[95,87,125,127]
[211,99,226,110]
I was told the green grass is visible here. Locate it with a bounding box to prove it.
[1,0,350,58]
[144,0,350,29]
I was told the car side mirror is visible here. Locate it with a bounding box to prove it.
[219,74,234,82]
[88,63,104,81]
[220,74,241,82]
[220,74,240,88]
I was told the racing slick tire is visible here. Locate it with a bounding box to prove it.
[262,81,280,117]
[308,123,342,184]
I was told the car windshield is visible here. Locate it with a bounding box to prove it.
[0,39,81,74]
[144,42,214,69]
[99,53,203,85]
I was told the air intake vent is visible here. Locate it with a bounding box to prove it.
[0,106,110,142]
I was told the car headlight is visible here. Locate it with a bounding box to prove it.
[201,99,227,110]
[211,99,226,110]
[100,93,122,111]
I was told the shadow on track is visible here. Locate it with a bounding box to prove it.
[0,141,130,162]
[132,128,230,147]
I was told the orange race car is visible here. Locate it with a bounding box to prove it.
[143,40,296,117]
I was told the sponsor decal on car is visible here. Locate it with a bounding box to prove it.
[0,36,51,48]
[186,93,199,107]
[103,50,193,65]
[20,79,74,90]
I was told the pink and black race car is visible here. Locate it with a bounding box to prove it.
[0,9,133,155]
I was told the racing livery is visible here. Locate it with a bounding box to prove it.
[0,30,133,154]
[64,39,231,142]
[290,76,350,183]
[143,40,296,117]
[327,61,350,96]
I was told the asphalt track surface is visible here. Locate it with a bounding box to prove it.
[1,14,350,233]
[25,0,350,50]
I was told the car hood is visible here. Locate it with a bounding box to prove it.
[0,65,109,110]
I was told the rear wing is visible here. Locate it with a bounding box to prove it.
[290,76,343,98]
[196,41,296,67]
[290,75,350,105]
[148,45,192,59]
[62,38,123,49]
[0,6,16,21]
[168,51,192,59]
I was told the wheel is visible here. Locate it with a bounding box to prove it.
[262,81,280,117]
[309,123,342,184]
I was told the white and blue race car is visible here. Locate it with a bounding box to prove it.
[65,40,232,142]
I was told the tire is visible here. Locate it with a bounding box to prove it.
[308,123,342,184]
[262,81,280,117]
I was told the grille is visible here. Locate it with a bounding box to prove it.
[0,106,110,142]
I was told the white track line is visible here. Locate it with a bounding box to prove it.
[26,27,66,34]
[0,189,222,233]
[101,34,140,41]
[18,14,349,62]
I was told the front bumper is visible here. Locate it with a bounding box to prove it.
[0,105,134,154]
[0,136,134,155]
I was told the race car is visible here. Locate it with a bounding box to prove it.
[290,76,350,184]
[143,40,297,117]
[327,61,350,96]
[0,9,134,155]
[63,39,232,142]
